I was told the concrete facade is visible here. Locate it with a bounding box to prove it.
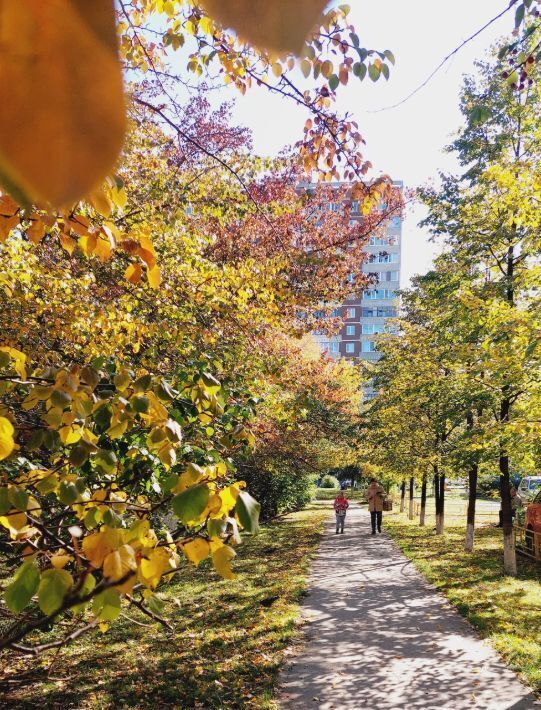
[313,182,402,390]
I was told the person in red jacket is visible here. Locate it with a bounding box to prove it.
[334,490,349,534]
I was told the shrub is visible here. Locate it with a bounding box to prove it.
[238,466,315,519]
[319,474,340,489]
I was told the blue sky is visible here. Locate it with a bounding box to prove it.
[224,1,515,285]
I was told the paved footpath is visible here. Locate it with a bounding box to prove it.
[279,503,539,710]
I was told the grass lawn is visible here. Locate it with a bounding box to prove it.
[313,488,366,501]
[0,505,327,709]
[385,510,541,697]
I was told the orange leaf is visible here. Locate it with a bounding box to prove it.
[200,0,328,54]
[125,263,142,284]
[27,220,46,244]
[59,231,76,255]
[0,1,125,206]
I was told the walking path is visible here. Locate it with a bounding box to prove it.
[279,503,539,710]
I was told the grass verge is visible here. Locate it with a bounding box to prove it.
[0,505,327,709]
[385,512,541,696]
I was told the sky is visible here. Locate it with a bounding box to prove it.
[225,0,515,286]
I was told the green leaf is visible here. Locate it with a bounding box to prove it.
[8,486,28,511]
[383,49,395,65]
[146,593,165,615]
[131,395,150,413]
[38,568,73,615]
[328,74,339,92]
[368,63,380,82]
[0,486,10,515]
[58,481,79,505]
[5,560,39,613]
[469,106,491,126]
[381,64,390,81]
[69,444,90,467]
[72,573,96,615]
[172,484,209,524]
[515,3,525,28]
[235,491,261,534]
[134,374,152,392]
[349,32,360,48]
[93,588,121,621]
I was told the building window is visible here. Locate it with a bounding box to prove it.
[362,324,374,334]
[369,237,388,246]
[332,308,341,317]
[391,216,401,228]
[346,308,356,318]
[362,341,376,353]
[346,325,355,336]
[345,342,355,354]
[347,273,355,283]
[330,341,339,353]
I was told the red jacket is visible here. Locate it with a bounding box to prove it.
[334,496,349,513]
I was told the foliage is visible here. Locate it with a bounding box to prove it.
[0,1,396,207]
[319,474,340,489]
[362,25,541,572]
[0,506,327,708]
[0,0,404,654]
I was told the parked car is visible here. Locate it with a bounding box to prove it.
[525,488,541,557]
[518,475,541,502]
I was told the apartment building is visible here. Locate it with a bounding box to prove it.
[312,181,402,378]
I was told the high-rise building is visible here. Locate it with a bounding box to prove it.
[312,181,402,392]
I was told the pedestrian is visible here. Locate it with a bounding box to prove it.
[334,490,349,534]
[495,485,523,527]
[367,477,386,535]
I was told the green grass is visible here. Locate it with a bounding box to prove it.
[0,506,327,709]
[385,510,541,697]
[313,488,366,501]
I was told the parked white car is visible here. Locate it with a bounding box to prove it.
[518,476,541,502]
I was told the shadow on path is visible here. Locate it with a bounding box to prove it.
[279,504,539,710]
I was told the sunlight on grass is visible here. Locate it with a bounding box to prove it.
[385,513,541,696]
[0,506,327,709]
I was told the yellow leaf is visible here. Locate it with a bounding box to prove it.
[125,263,142,284]
[0,1,125,206]
[0,346,27,378]
[0,510,27,534]
[183,538,210,566]
[59,425,82,445]
[51,551,73,569]
[78,233,98,256]
[200,0,328,54]
[106,419,128,439]
[212,544,236,580]
[0,416,15,460]
[103,544,136,592]
[82,526,122,569]
[139,547,173,588]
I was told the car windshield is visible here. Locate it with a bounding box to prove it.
[529,479,541,490]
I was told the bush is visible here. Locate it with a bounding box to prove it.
[238,465,315,519]
[319,474,340,489]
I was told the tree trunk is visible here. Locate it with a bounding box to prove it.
[435,472,445,534]
[420,475,427,526]
[465,463,478,552]
[400,479,405,513]
[408,476,414,520]
[499,437,517,576]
